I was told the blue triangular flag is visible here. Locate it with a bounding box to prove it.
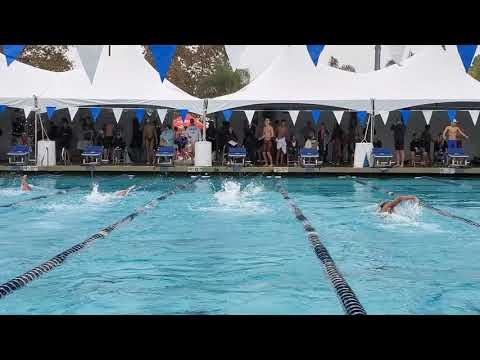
[90,107,102,123]
[46,106,56,120]
[363,154,369,167]
[358,111,367,127]
[311,110,321,124]
[448,110,456,122]
[3,45,25,66]
[400,109,411,126]
[456,45,478,71]
[149,45,177,82]
[0,105,6,112]
[136,108,145,123]
[179,109,188,121]
[223,109,233,122]
[306,45,325,66]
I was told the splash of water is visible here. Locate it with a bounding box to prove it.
[85,183,118,203]
[211,180,267,213]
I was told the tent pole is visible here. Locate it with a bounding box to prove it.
[370,99,375,143]
[33,95,38,166]
[202,99,208,141]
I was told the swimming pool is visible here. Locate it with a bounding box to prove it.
[1,173,480,314]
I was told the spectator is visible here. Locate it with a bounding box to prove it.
[244,122,257,164]
[390,118,405,167]
[130,117,143,163]
[261,118,274,167]
[143,119,158,165]
[288,135,299,165]
[275,119,289,166]
[420,124,432,165]
[58,119,73,163]
[409,133,422,166]
[186,118,201,156]
[12,116,24,145]
[373,136,382,148]
[155,120,162,148]
[206,120,217,160]
[174,127,189,159]
[434,132,447,163]
[317,122,329,163]
[160,123,174,147]
[225,123,239,150]
[346,113,362,164]
[302,120,315,145]
[103,121,115,161]
[330,124,344,165]
[443,119,468,151]
[112,129,126,164]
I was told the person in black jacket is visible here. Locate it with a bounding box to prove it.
[390,118,405,167]
[244,122,258,163]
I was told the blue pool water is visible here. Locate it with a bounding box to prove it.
[1,174,480,314]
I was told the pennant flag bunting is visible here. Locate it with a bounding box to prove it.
[149,45,177,82]
[379,111,389,125]
[76,45,104,83]
[179,109,188,121]
[288,110,300,125]
[456,45,478,71]
[386,45,406,65]
[157,109,168,122]
[223,109,233,122]
[422,110,433,125]
[357,111,367,127]
[0,105,6,112]
[90,107,102,122]
[112,108,123,123]
[67,107,79,121]
[306,45,325,66]
[400,109,411,126]
[3,45,26,66]
[23,107,33,118]
[448,110,456,122]
[468,110,480,126]
[225,45,247,71]
[46,106,56,120]
[244,110,255,124]
[311,110,321,124]
[136,108,145,123]
[333,111,344,125]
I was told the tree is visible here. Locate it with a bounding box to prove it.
[340,64,356,72]
[197,64,250,98]
[0,45,73,72]
[468,55,480,81]
[328,56,339,68]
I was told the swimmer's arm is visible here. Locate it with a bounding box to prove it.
[393,196,418,205]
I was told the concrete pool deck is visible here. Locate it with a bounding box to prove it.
[1,163,480,176]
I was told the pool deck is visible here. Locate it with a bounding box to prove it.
[1,163,479,176]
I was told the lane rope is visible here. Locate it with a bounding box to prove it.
[0,189,70,208]
[351,177,480,228]
[417,176,480,190]
[275,182,367,315]
[0,177,199,300]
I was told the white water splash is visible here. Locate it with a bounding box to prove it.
[210,180,268,214]
[85,183,119,203]
[0,188,26,197]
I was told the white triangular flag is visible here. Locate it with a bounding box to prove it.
[112,108,123,123]
[244,110,255,124]
[225,45,247,71]
[379,111,390,125]
[157,109,168,122]
[469,110,480,126]
[422,110,433,125]
[23,106,33,118]
[333,111,344,125]
[67,107,78,121]
[386,45,406,65]
[288,110,300,125]
[76,45,104,83]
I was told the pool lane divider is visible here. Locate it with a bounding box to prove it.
[0,177,200,300]
[275,183,367,315]
[0,189,71,208]
[416,176,480,190]
[350,177,480,229]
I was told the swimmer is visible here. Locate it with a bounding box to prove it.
[378,195,419,214]
[20,175,32,192]
[115,185,136,198]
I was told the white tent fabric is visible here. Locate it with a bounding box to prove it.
[360,45,480,111]
[207,45,370,114]
[0,46,203,114]
[225,45,247,71]
[76,45,104,83]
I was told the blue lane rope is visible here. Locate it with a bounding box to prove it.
[0,178,199,300]
[418,176,480,190]
[275,183,367,315]
[351,177,480,229]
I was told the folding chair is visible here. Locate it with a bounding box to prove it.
[155,146,175,166]
[371,148,394,168]
[7,145,32,165]
[81,145,104,165]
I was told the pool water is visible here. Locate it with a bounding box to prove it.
[1,174,480,314]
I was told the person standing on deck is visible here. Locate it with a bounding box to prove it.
[317,122,329,163]
[261,118,274,167]
[443,119,468,151]
[275,119,289,166]
[420,125,432,165]
[143,119,158,165]
[390,118,405,167]
[186,118,201,157]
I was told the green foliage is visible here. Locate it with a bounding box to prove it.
[468,55,480,81]
[197,64,250,98]
[329,55,355,72]
[0,45,73,72]
[340,64,356,72]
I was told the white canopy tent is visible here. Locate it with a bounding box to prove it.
[207,45,371,114]
[0,45,203,114]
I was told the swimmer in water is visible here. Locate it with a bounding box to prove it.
[20,175,32,192]
[115,185,136,198]
[378,195,419,214]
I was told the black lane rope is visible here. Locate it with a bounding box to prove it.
[351,177,480,229]
[0,177,200,300]
[0,189,71,208]
[417,176,480,190]
[275,183,367,315]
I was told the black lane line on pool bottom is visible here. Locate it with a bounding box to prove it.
[275,183,367,315]
[351,177,480,229]
[0,178,199,300]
